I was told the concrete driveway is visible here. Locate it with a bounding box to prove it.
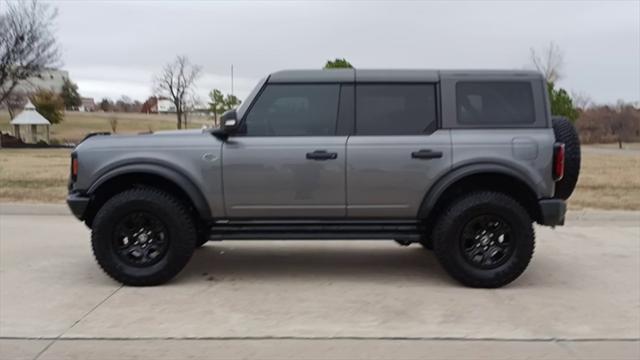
[0,205,639,359]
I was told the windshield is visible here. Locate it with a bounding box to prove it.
[236,76,268,119]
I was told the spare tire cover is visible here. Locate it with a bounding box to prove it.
[551,116,581,200]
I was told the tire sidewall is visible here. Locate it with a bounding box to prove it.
[92,191,196,283]
[552,116,581,200]
[434,193,534,287]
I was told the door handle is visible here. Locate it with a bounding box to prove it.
[306,150,338,160]
[411,149,443,159]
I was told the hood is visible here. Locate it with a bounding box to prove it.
[147,129,205,136]
[75,128,215,151]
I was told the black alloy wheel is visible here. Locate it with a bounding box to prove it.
[460,215,513,269]
[113,212,170,267]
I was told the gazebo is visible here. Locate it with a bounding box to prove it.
[10,100,51,144]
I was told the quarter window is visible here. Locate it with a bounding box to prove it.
[243,84,340,136]
[355,84,437,135]
[456,82,535,125]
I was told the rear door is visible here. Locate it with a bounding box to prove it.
[222,83,348,218]
[346,83,452,218]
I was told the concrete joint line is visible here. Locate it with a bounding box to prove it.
[32,285,123,360]
[5,336,638,342]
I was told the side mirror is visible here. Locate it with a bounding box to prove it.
[211,109,239,139]
[220,109,239,133]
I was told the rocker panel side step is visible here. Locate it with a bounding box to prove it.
[207,221,425,241]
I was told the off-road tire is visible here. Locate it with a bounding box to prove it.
[195,222,209,248]
[552,116,581,200]
[433,191,535,288]
[195,233,209,248]
[91,187,196,286]
[419,239,433,250]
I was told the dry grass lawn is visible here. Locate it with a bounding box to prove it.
[571,151,640,210]
[0,148,71,202]
[0,111,211,143]
[0,146,638,210]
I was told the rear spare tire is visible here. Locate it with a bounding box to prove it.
[552,116,581,200]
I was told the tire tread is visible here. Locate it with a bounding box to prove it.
[91,187,196,286]
[433,191,535,288]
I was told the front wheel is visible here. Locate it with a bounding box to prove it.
[432,191,535,288]
[91,187,197,286]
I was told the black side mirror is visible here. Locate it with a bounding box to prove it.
[211,109,239,139]
[220,109,239,133]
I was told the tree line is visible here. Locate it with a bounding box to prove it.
[1,1,637,142]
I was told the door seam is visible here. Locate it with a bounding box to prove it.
[344,135,350,217]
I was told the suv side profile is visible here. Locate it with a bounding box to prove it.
[67,69,580,288]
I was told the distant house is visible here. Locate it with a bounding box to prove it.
[79,97,96,112]
[157,99,176,113]
[141,96,175,114]
[13,69,69,94]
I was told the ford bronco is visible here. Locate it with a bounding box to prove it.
[67,69,580,288]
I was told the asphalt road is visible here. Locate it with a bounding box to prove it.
[0,205,639,359]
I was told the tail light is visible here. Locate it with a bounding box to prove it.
[553,143,565,181]
[70,153,78,181]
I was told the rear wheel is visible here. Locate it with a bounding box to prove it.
[91,187,196,286]
[432,191,535,288]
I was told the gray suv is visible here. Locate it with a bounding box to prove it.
[67,69,581,288]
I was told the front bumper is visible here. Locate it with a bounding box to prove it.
[66,193,90,220]
[538,199,566,226]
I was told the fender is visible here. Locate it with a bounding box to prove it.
[418,162,539,219]
[87,161,211,220]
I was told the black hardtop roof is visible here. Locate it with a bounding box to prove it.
[267,69,542,83]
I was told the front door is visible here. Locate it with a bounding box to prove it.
[346,83,452,218]
[222,83,347,218]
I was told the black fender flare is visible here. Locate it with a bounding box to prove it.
[417,162,539,219]
[87,161,211,220]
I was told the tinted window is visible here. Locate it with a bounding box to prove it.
[356,84,437,135]
[456,82,535,125]
[243,84,340,136]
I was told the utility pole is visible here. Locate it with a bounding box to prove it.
[231,64,234,96]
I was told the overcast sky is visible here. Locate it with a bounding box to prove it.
[48,0,639,104]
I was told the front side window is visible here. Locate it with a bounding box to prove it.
[456,81,535,125]
[243,84,340,136]
[355,84,437,135]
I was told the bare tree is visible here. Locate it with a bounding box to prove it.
[0,0,61,105]
[154,56,201,129]
[530,42,564,83]
[4,90,27,119]
[571,91,593,110]
[576,103,640,145]
[108,114,118,133]
[612,100,638,149]
[182,93,203,129]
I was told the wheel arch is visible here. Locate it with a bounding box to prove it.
[418,163,542,224]
[83,163,211,226]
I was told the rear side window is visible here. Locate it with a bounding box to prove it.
[356,84,437,135]
[456,82,535,125]
[243,84,340,136]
